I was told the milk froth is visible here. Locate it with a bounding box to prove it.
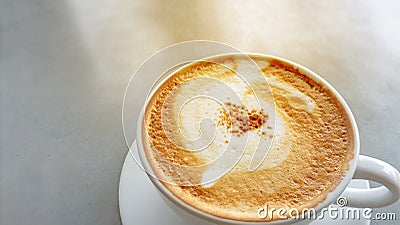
[142,54,354,222]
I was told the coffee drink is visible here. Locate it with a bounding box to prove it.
[141,54,354,222]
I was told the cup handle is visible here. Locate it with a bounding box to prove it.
[340,155,400,208]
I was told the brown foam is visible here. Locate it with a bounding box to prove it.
[142,55,354,222]
[218,102,269,137]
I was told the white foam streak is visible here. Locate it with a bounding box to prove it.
[266,77,315,112]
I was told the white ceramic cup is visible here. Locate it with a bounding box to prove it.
[135,54,400,225]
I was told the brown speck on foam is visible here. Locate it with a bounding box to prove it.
[218,102,269,136]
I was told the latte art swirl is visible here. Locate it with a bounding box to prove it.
[142,55,354,222]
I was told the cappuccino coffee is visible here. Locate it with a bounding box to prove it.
[142,54,354,222]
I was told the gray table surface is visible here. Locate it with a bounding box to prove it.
[1,0,399,224]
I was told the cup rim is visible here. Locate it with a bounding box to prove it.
[135,53,360,225]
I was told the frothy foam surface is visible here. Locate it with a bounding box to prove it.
[143,55,354,222]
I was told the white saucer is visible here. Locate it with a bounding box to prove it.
[119,141,370,225]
